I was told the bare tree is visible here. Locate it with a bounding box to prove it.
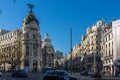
[0,41,22,71]
[7,42,22,70]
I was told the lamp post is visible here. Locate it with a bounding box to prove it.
[70,28,73,75]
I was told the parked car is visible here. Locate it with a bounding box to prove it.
[80,70,89,76]
[88,70,94,76]
[41,67,56,74]
[90,72,102,78]
[11,69,28,78]
[43,70,78,80]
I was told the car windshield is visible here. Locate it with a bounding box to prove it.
[47,71,57,75]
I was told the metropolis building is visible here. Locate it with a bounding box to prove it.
[0,6,55,72]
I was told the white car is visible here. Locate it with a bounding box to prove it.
[43,70,78,80]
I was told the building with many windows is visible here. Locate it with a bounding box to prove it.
[0,6,56,72]
[0,6,42,72]
[21,8,42,72]
[0,29,22,71]
[66,19,120,76]
[100,22,113,76]
[54,50,64,69]
[101,19,120,76]
[79,20,103,71]
[42,33,55,68]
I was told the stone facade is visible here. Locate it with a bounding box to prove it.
[79,20,103,71]
[21,9,42,72]
[100,22,113,76]
[0,29,22,71]
[65,20,105,72]
[54,50,64,69]
[0,9,42,72]
[66,19,120,76]
[41,33,55,68]
[0,7,56,72]
[112,19,120,76]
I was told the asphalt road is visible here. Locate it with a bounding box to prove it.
[0,72,44,80]
[0,72,120,80]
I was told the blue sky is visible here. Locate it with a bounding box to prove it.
[0,0,120,54]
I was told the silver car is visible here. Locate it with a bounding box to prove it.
[43,70,78,80]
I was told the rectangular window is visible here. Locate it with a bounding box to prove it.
[33,50,37,57]
[26,34,29,39]
[96,47,98,49]
[26,49,29,56]
[24,60,29,66]
[26,44,29,48]
[109,35,110,40]
[26,44,29,56]
[33,34,36,39]
[33,44,37,49]
[109,43,110,47]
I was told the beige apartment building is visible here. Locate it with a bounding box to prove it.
[112,19,120,76]
[80,20,103,71]
[100,22,114,75]
[66,20,104,72]
[66,19,120,76]
[0,29,22,71]
[54,50,64,69]
[101,19,120,76]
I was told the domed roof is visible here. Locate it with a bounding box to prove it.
[23,11,39,25]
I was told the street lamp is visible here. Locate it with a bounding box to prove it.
[70,28,73,75]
